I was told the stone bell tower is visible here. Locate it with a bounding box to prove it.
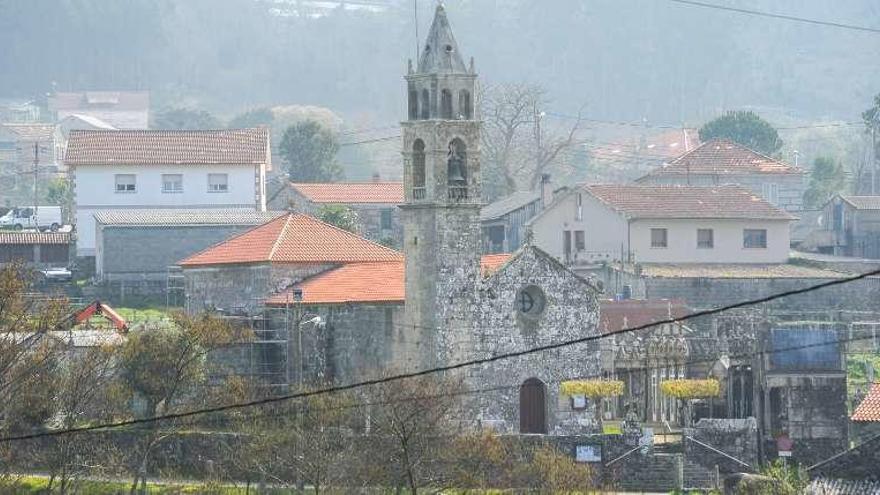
[399,4,482,370]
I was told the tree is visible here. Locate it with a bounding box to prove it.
[361,375,463,494]
[153,107,223,130]
[317,204,358,233]
[228,107,274,129]
[45,177,73,224]
[699,111,782,156]
[480,83,583,200]
[803,156,847,208]
[279,120,343,182]
[117,312,245,493]
[859,92,880,194]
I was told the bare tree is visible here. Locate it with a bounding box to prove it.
[480,83,584,199]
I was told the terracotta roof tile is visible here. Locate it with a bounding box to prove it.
[265,255,512,305]
[1,123,56,141]
[290,182,404,204]
[639,138,803,179]
[65,128,269,166]
[0,232,70,245]
[841,195,880,211]
[584,184,795,220]
[599,299,691,335]
[852,382,880,422]
[178,213,403,266]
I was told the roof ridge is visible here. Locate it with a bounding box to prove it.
[268,214,293,261]
[178,214,287,266]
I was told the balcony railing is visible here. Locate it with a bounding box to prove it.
[448,186,469,202]
[412,187,426,200]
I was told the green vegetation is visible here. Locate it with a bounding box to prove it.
[699,111,782,156]
[803,156,847,208]
[317,204,359,233]
[279,120,343,183]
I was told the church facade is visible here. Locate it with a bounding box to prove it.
[397,5,602,434]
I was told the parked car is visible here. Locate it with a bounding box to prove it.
[0,206,63,231]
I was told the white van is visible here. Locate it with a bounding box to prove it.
[0,206,63,231]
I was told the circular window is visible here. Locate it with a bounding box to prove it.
[445,44,454,53]
[516,285,546,318]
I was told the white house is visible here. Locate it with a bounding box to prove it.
[636,139,806,212]
[528,184,795,264]
[66,128,270,257]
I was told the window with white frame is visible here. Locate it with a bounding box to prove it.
[208,173,228,192]
[650,228,668,248]
[114,174,136,193]
[162,174,183,193]
[743,228,767,248]
[697,228,714,249]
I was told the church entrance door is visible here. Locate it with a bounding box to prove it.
[519,378,547,434]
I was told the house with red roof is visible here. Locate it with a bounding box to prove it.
[528,183,795,265]
[636,138,805,212]
[268,179,404,247]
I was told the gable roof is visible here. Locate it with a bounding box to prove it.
[637,138,803,180]
[290,182,403,204]
[64,128,269,166]
[178,213,403,267]
[583,184,796,220]
[265,254,514,305]
[94,209,283,227]
[481,191,542,221]
[852,382,880,422]
[840,195,880,211]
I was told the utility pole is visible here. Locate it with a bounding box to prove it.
[872,123,877,195]
[534,108,544,188]
[32,142,39,226]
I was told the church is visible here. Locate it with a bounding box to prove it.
[181,4,602,434]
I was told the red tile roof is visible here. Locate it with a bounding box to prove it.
[265,254,514,305]
[65,128,269,166]
[0,123,56,141]
[584,184,796,220]
[599,299,691,335]
[0,232,70,245]
[290,182,404,204]
[852,383,880,422]
[638,138,803,179]
[179,213,403,267]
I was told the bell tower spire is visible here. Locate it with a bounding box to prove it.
[399,4,482,369]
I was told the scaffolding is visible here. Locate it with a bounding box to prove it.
[217,306,293,391]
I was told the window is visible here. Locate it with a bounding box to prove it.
[440,89,453,119]
[574,230,585,251]
[697,228,714,249]
[575,193,583,221]
[115,174,136,193]
[412,139,426,199]
[208,173,228,192]
[408,90,419,120]
[743,228,767,248]
[380,208,393,230]
[458,90,472,119]
[420,89,430,120]
[162,174,183,193]
[762,183,779,205]
[650,228,668,248]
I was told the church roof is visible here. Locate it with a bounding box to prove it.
[852,382,880,422]
[265,254,512,305]
[599,299,691,335]
[178,213,403,267]
[417,4,468,74]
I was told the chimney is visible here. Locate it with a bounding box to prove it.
[372,172,381,183]
[540,173,552,208]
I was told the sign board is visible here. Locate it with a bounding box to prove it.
[575,445,601,463]
[778,451,792,458]
[571,394,586,410]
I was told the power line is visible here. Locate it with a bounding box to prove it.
[667,0,880,35]
[2,266,879,443]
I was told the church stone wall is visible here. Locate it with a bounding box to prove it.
[464,247,602,434]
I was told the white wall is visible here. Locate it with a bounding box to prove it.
[530,191,629,263]
[630,218,791,263]
[530,189,792,264]
[74,163,262,255]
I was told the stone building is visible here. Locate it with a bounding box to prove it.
[636,138,806,212]
[812,194,880,259]
[268,180,404,247]
[398,5,601,434]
